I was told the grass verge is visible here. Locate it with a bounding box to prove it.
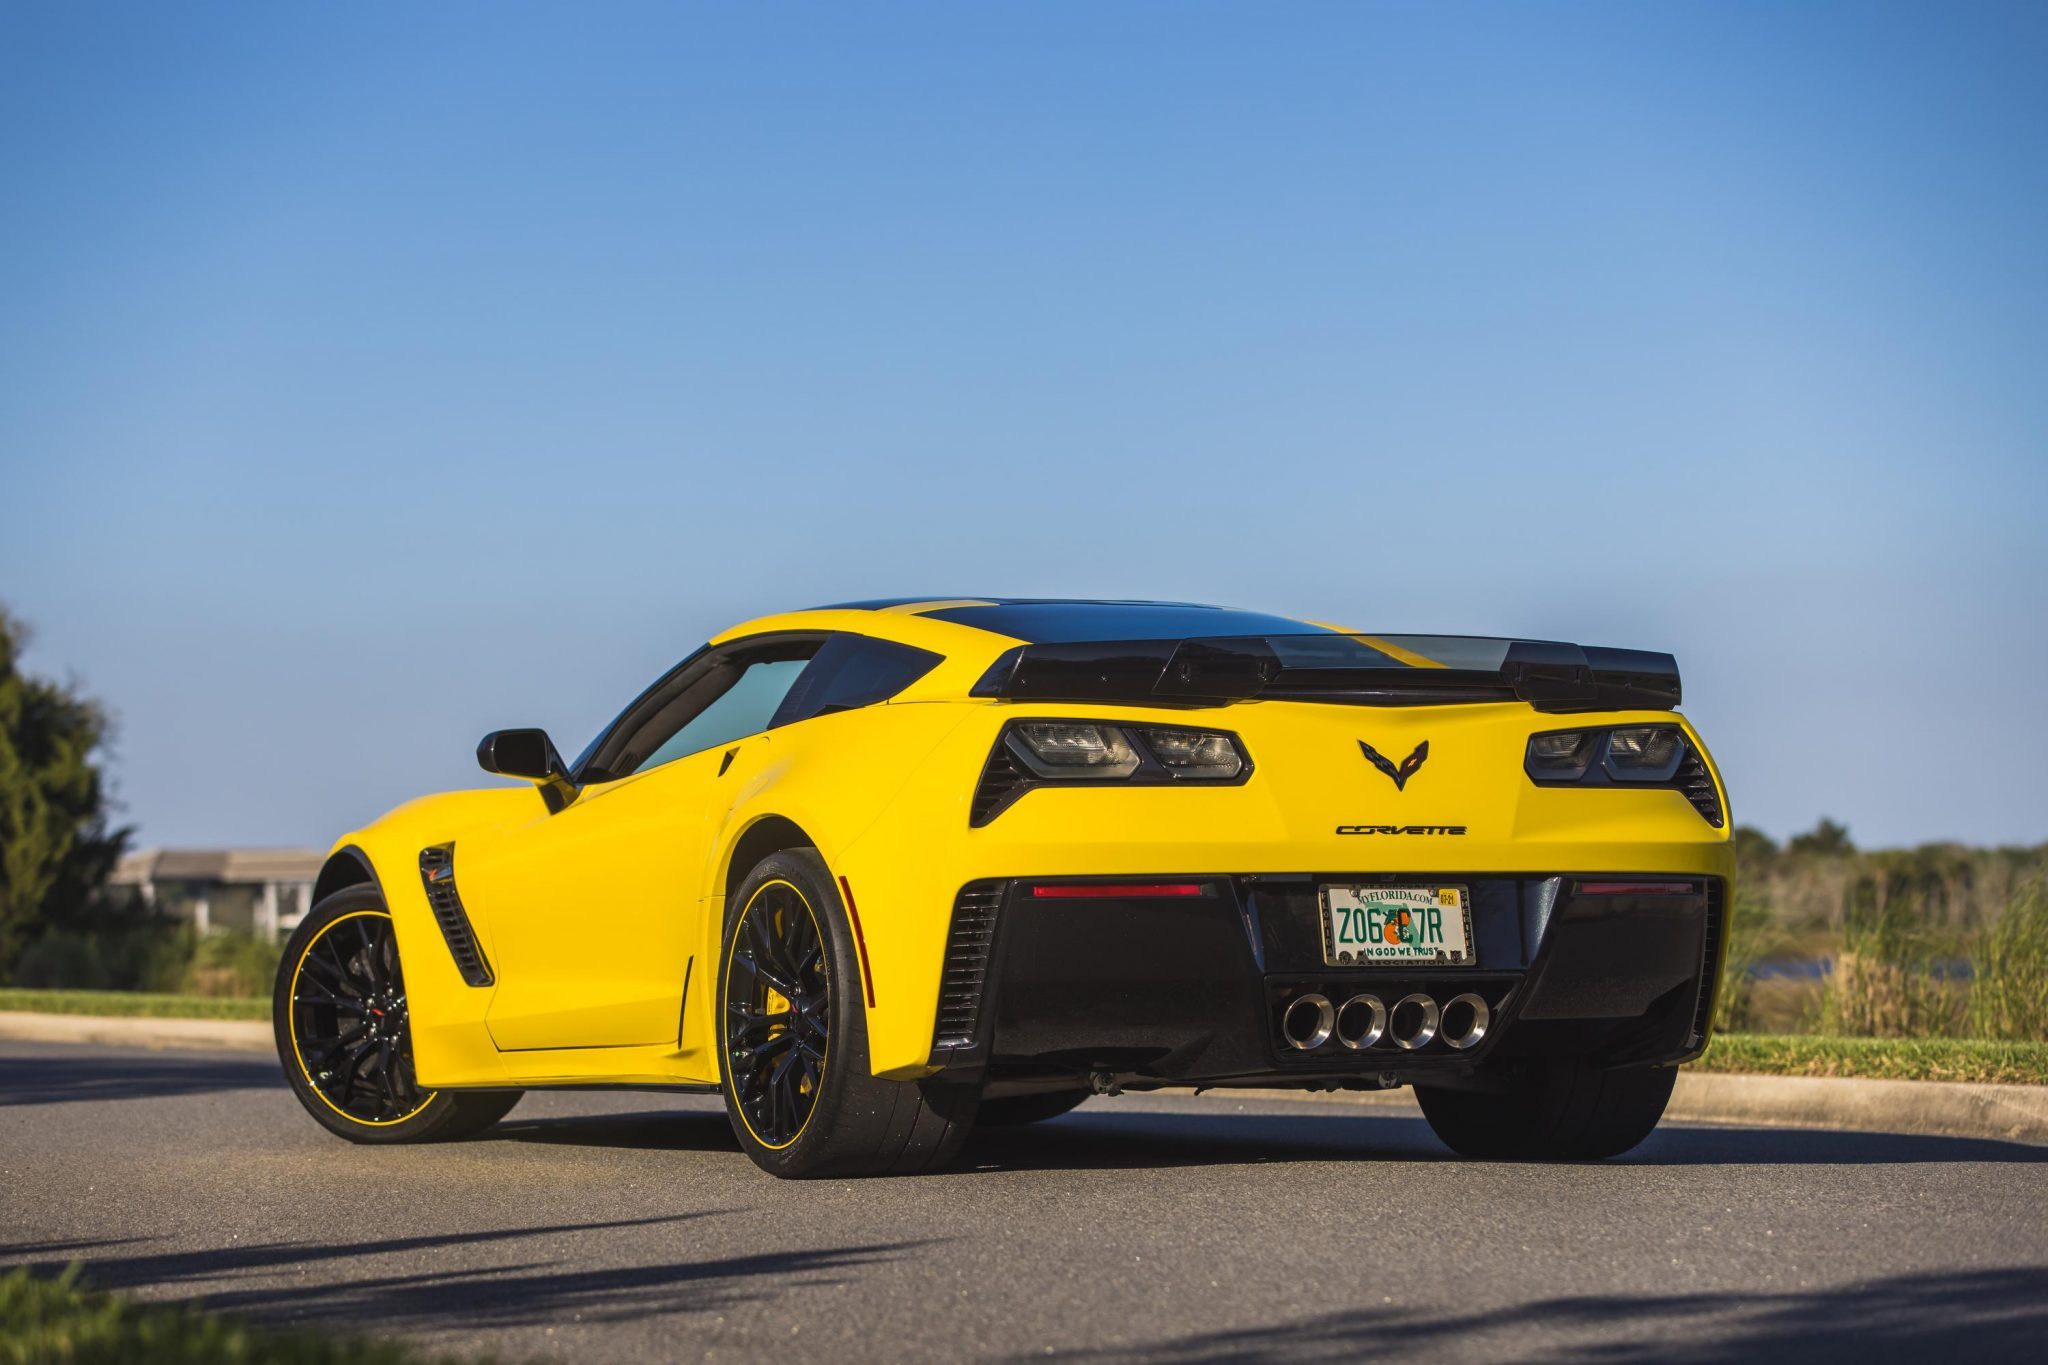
[0,1264,476,1364]
[1698,1032,2048,1085]
[0,988,267,1021]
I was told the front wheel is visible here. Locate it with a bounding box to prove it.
[1415,1059,1675,1160]
[719,849,974,1177]
[274,886,521,1144]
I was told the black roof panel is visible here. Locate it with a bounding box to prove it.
[917,600,1327,644]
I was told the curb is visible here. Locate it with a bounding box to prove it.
[4,1011,2044,1146]
[1666,1070,2048,1146]
[0,1011,271,1053]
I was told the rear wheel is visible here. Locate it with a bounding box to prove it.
[1415,1060,1675,1160]
[719,849,974,1177]
[274,887,521,1144]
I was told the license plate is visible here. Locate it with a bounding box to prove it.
[1320,885,1473,966]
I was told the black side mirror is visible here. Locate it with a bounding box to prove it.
[477,729,578,813]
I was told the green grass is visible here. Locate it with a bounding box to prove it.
[0,988,267,1021]
[0,1265,477,1364]
[1698,1032,2048,1085]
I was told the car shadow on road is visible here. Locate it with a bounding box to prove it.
[476,1103,2045,1171]
[1017,1264,2048,1363]
[490,1108,743,1154]
[1629,1121,2047,1166]
[0,1049,281,1107]
[959,1108,2047,1172]
[5,1214,926,1333]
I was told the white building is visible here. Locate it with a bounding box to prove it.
[110,848,325,942]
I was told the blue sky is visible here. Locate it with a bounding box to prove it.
[2,1,2043,850]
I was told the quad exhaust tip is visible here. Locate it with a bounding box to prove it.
[1286,990,1488,1052]
[1282,993,1335,1051]
[1336,994,1387,1050]
[1389,993,1441,1051]
[1440,992,1491,1051]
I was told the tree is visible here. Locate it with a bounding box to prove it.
[1788,817,1855,858]
[0,606,131,974]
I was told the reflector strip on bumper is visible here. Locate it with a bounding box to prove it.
[1031,883,1207,899]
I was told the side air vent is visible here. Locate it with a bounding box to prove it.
[417,844,494,987]
[969,742,1030,826]
[1688,877,1725,1048]
[931,881,1005,1051]
[1676,747,1725,827]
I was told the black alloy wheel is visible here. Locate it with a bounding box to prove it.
[287,908,432,1125]
[274,885,522,1145]
[717,849,975,1177]
[724,878,831,1149]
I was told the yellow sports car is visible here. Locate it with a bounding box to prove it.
[274,599,1732,1176]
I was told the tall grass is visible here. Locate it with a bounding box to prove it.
[1970,880,2048,1041]
[1818,893,1967,1039]
[1712,890,1777,1034]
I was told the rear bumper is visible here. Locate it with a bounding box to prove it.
[925,874,1725,1089]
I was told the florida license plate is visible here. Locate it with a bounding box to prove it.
[1320,885,1473,966]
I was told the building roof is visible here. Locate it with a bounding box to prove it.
[111,848,325,885]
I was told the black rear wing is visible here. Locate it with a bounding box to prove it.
[969,635,1680,713]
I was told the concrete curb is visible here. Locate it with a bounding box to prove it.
[3,1011,2043,1146]
[1666,1070,2048,1145]
[0,1011,271,1053]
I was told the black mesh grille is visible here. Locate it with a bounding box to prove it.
[969,743,1029,826]
[1676,746,1725,827]
[418,844,494,987]
[932,882,1004,1051]
[1689,877,1725,1047]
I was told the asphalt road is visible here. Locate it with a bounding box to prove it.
[3,1041,2044,1362]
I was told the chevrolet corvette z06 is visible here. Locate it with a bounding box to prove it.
[276,598,1731,1176]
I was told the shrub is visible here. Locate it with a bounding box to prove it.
[10,931,117,991]
[177,930,281,998]
[7,920,277,998]
[1971,880,2048,1042]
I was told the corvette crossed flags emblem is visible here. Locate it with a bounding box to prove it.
[1358,739,1429,791]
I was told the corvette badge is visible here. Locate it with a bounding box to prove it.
[1358,738,1428,791]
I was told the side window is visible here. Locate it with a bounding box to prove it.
[771,635,943,727]
[581,636,822,782]
[638,656,809,771]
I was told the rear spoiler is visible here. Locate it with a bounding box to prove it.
[969,636,1680,713]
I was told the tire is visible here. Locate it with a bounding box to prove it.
[1415,1059,1675,1160]
[274,886,522,1145]
[719,849,975,1178]
[976,1090,1089,1127]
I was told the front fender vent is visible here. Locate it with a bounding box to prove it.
[418,843,494,987]
[932,881,1005,1051]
